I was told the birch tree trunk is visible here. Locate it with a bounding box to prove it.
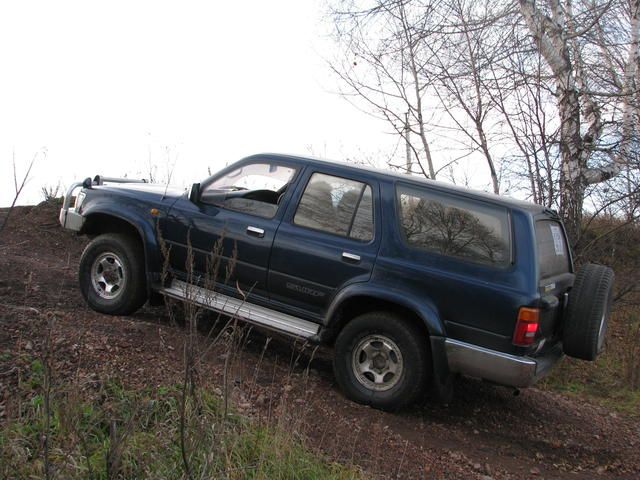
[519,0,640,243]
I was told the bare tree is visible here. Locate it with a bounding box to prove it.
[0,150,41,236]
[488,46,561,207]
[329,0,516,192]
[422,0,514,194]
[329,0,640,245]
[329,0,443,178]
[518,0,640,241]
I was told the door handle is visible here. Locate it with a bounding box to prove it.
[342,252,361,262]
[246,226,265,238]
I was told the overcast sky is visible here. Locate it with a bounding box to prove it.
[0,0,400,206]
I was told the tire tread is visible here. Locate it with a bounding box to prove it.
[79,233,147,316]
[333,311,430,411]
[563,264,614,360]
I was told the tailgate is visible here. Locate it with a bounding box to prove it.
[535,218,574,340]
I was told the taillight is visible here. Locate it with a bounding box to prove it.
[513,307,540,346]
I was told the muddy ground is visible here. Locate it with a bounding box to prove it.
[1,202,639,479]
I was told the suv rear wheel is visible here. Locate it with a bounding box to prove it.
[333,311,430,410]
[79,233,147,315]
[563,264,614,360]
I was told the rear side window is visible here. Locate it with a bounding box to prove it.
[294,173,374,241]
[397,185,511,267]
[535,220,570,278]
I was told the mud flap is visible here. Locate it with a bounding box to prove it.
[429,336,454,404]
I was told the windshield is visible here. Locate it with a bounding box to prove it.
[208,163,296,192]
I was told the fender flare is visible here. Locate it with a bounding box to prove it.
[325,282,446,337]
[81,205,163,290]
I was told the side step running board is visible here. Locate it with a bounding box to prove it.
[160,280,320,339]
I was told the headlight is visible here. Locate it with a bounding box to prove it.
[74,191,86,210]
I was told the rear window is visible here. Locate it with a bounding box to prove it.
[397,185,511,267]
[535,220,570,278]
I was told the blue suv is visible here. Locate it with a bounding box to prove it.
[59,154,614,409]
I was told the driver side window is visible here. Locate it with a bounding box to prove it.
[201,162,296,218]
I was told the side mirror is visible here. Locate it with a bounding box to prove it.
[189,183,200,203]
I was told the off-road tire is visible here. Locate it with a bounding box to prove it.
[79,233,147,315]
[333,311,430,411]
[563,264,614,360]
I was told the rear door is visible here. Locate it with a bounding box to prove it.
[535,216,574,339]
[268,168,380,317]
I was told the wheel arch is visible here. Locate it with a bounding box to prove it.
[80,209,162,292]
[324,285,453,403]
[82,212,142,238]
[323,284,445,345]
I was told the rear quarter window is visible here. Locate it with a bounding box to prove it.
[397,185,511,267]
[535,220,570,278]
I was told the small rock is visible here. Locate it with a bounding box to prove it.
[530,467,541,475]
[24,341,33,351]
[473,429,479,435]
[596,466,606,474]
[473,463,482,471]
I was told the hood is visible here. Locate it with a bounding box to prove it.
[95,183,187,203]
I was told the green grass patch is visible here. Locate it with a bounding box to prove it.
[1,378,360,479]
[540,324,640,417]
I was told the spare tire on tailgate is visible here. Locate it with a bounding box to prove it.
[563,264,614,360]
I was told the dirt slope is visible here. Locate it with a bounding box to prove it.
[1,203,639,479]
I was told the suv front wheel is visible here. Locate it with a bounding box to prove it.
[333,311,430,410]
[79,233,147,316]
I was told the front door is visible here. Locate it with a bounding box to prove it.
[161,159,299,299]
[268,169,380,316]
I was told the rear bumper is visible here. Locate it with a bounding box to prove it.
[444,338,563,388]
